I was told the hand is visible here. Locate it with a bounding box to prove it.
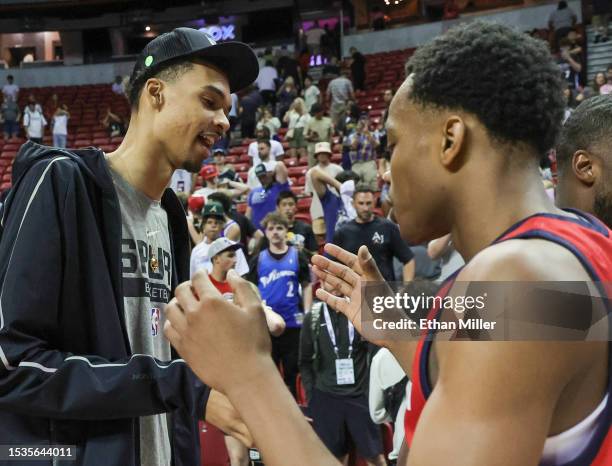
[206,389,254,448]
[164,270,273,395]
[560,49,571,61]
[311,244,392,348]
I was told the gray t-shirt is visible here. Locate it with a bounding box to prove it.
[110,167,173,466]
[549,7,575,30]
[328,77,354,106]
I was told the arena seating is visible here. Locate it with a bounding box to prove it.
[0,48,411,206]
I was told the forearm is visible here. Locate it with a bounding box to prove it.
[302,283,313,312]
[227,361,339,466]
[567,57,581,72]
[312,167,341,192]
[403,260,415,281]
[263,305,286,337]
[427,234,451,259]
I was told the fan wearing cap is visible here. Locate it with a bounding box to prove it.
[305,141,343,226]
[193,163,249,201]
[246,138,279,189]
[207,237,284,335]
[212,147,241,184]
[206,237,285,466]
[246,159,290,230]
[0,27,259,466]
[191,202,249,278]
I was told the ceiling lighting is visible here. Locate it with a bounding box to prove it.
[145,26,151,32]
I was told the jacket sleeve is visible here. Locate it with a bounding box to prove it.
[298,311,315,402]
[0,158,210,421]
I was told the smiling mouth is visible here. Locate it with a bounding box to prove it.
[197,133,217,150]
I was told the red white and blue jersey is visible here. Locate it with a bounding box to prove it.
[405,210,612,466]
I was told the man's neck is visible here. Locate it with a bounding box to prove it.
[355,215,374,224]
[210,268,227,283]
[318,161,329,168]
[106,118,174,201]
[450,159,560,261]
[269,242,288,255]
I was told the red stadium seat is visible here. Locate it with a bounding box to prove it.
[199,422,229,466]
[288,166,307,177]
[294,212,311,224]
[297,197,311,211]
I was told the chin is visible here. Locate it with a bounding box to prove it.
[182,159,202,174]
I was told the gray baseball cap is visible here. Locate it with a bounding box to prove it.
[206,237,242,260]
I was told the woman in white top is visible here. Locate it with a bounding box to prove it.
[283,97,310,159]
[52,104,70,148]
[22,102,47,144]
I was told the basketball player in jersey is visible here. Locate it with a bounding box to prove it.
[164,22,611,466]
[555,95,612,229]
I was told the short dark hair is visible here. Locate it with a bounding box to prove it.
[127,58,195,110]
[336,170,360,184]
[556,95,612,172]
[277,190,298,205]
[207,191,232,213]
[257,126,271,138]
[405,21,565,157]
[261,212,289,229]
[352,184,375,199]
[7,75,13,81]
[257,139,271,148]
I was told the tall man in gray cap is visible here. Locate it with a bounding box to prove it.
[0,27,258,466]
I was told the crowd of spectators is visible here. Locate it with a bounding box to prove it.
[1,17,610,463]
[1,74,129,146]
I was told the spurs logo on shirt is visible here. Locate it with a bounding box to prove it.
[121,239,172,303]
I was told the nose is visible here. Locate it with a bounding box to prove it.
[213,109,230,135]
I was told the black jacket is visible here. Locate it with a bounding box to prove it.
[0,141,209,466]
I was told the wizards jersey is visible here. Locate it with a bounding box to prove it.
[405,210,612,466]
[257,247,302,328]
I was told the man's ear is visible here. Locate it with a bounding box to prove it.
[440,115,466,168]
[571,150,597,186]
[144,78,164,110]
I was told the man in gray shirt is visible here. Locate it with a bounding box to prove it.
[1,94,20,140]
[548,0,577,47]
[326,69,355,126]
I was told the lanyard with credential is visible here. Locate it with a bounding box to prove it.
[323,304,355,359]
